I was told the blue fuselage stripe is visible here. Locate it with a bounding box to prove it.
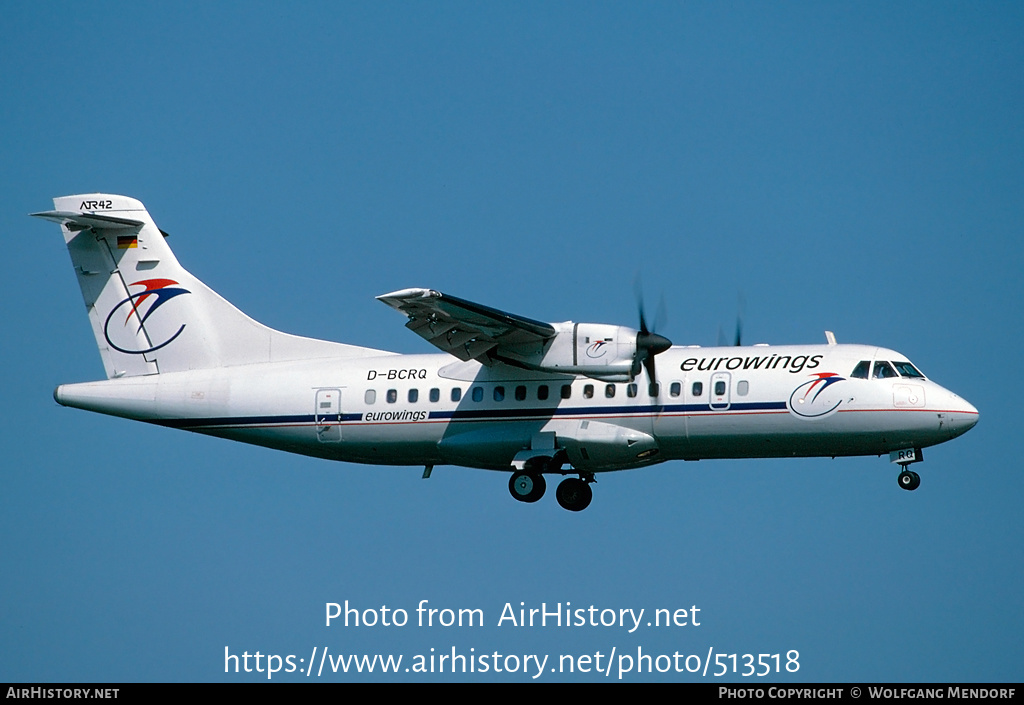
[427,401,787,420]
[148,402,789,430]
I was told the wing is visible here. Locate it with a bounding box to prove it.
[376,288,556,363]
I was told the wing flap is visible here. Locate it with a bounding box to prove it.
[378,288,556,363]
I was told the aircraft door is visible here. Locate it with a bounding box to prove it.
[710,372,731,410]
[315,388,342,442]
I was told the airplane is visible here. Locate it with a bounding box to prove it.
[33,193,979,511]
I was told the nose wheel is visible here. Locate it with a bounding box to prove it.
[898,469,921,491]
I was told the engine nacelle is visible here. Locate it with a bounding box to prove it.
[500,322,639,382]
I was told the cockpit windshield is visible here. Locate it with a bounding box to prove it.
[892,361,925,379]
[850,360,927,380]
[872,361,898,379]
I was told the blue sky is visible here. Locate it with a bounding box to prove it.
[2,2,1021,682]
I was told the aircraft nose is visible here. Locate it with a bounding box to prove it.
[945,394,979,439]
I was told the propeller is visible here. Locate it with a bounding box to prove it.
[717,293,746,347]
[632,281,672,386]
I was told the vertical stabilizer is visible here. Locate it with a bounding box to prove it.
[34,194,387,378]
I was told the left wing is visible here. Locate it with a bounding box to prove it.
[376,288,556,363]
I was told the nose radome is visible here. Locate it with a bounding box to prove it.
[947,394,979,437]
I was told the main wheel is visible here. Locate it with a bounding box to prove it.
[509,471,546,503]
[555,478,593,512]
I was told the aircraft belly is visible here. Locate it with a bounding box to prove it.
[188,405,948,465]
[657,407,949,460]
[437,421,546,470]
[434,415,661,472]
[339,421,445,465]
[197,423,444,465]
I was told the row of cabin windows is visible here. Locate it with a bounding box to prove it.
[369,363,929,405]
[363,379,750,405]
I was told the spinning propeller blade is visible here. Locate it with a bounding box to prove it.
[633,283,671,385]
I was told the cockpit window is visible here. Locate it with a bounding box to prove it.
[892,361,925,379]
[872,361,898,379]
[851,361,870,379]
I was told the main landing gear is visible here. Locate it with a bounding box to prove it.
[508,467,594,512]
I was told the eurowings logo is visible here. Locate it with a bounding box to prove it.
[788,372,846,418]
[586,339,611,359]
[103,278,191,355]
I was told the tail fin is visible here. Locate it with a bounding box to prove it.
[34,194,386,378]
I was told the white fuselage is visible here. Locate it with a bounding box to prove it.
[54,342,979,474]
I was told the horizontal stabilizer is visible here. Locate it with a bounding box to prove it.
[31,211,144,231]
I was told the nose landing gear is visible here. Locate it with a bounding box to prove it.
[891,448,923,491]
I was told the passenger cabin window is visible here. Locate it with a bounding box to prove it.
[648,382,660,397]
[429,388,440,402]
[472,387,484,402]
[386,389,397,403]
[626,383,637,398]
[737,380,749,396]
[714,380,727,396]
[851,361,870,379]
[451,388,462,402]
[605,384,616,398]
[691,381,703,397]
[408,389,418,403]
[494,386,505,402]
[670,382,681,397]
[583,384,594,399]
[561,384,572,399]
[873,361,898,379]
[515,385,527,401]
[365,389,376,404]
[538,385,549,401]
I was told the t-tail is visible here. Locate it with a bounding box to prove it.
[34,193,385,379]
